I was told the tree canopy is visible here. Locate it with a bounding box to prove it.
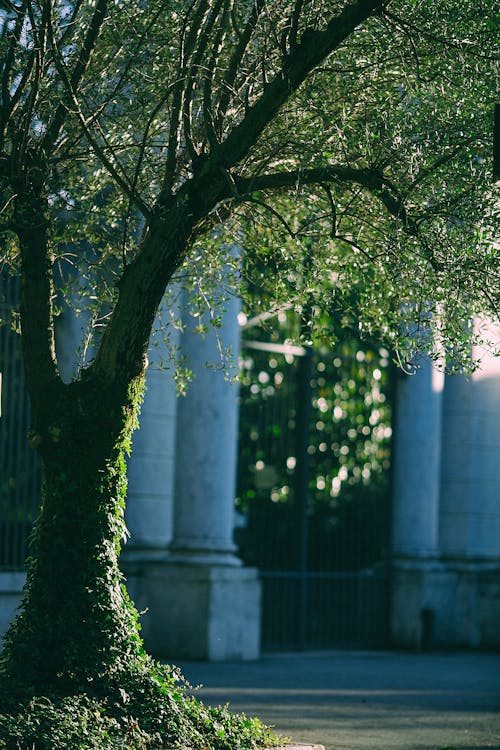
[0,0,497,378]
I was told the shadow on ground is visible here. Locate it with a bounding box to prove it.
[177,650,500,750]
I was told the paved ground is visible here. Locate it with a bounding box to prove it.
[177,650,500,750]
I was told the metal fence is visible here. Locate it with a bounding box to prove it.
[236,330,392,650]
[0,274,41,568]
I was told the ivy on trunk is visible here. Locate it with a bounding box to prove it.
[2,373,146,700]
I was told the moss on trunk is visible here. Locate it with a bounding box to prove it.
[0,371,148,702]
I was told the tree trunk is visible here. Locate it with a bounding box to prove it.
[1,180,197,707]
[0,372,148,702]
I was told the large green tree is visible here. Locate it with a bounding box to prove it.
[0,0,497,745]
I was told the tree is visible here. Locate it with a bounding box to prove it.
[0,0,497,745]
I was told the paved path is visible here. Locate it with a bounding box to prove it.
[177,650,500,750]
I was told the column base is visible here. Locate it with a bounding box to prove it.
[391,557,500,650]
[122,557,261,661]
[168,546,242,567]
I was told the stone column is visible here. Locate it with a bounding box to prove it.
[392,359,444,558]
[120,300,181,636]
[391,356,445,649]
[439,333,500,559]
[55,296,94,383]
[129,282,261,661]
[124,315,180,554]
[169,291,241,565]
[436,323,500,648]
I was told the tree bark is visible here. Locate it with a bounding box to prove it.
[1,183,176,702]
[0,372,148,701]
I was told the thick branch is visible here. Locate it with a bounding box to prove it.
[91,189,196,384]
[216,0,265,125]
[235,165,385,194]
[288,0,307,50]
[13,186,61,416]
[213,0,385,170]
[235,164,417,229]
[235,163,444,269]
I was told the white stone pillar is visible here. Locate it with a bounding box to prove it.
[169,291,241,564]
[55,297,94,382]
[129,279,261,661]
[392,321,500,651]
[434,323,500,648]
[124,314,180,553]
[391,354,445,649]
[392,358,444,558]
[439,324,500,559]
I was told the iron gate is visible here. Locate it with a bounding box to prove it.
[236,327,393,650]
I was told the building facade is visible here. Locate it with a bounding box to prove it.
[1,289,499,655]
